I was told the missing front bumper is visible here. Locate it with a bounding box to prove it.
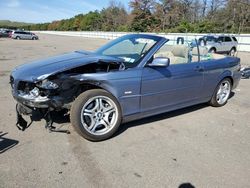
[15,103,33,131]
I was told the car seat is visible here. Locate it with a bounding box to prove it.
[154,45,189,64]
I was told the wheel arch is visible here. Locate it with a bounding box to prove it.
[224,76,233,86]
[77,81,119,101]
[209,47,216,52]
[217,71,233,85]
[231,46,237,51]
[209,71,233,103]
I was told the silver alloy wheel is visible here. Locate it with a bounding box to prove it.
[80,96,118,136]
[216,80,231,105]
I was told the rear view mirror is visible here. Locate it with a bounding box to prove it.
[148,57,170,67]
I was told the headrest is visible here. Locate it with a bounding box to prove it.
[171,45,189,58]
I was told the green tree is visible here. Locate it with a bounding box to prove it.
[100,1,128,31]
[129,0,160,32]
[23,0,250,33]
[78,11,102,31]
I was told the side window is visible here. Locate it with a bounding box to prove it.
[217,37,224,42]
[153,39,218,64]
[225,37,232,42]
[153,42,192,65]
[232,37,237,42]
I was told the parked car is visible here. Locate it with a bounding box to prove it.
[11,30,38,40]
[199,35,238,56]
[241,67,250,79]
[0,29,12,38]
[10,34,241,141]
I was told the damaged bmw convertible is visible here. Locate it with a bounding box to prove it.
[10,34,241,141]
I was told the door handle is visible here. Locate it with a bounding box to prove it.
[194,66,204,72]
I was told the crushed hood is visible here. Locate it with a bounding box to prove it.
[11,50,123,82]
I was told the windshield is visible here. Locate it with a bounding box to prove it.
[95,34,160,68]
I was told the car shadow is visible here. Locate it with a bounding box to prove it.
[29,110,70,133]
[179,183,195,188]
[45,103,207,136]
[32,110,70,124]
[115,92,236,137]
[229,91,235,99]
[0,132,19,154]
[114,103,208,137]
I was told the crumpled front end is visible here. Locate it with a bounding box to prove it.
[10,78,65,110]
[10,55,123,131]
[10,76,67,131]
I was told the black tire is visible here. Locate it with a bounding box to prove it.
[209,48,216,53]
[209,78,232,107]
[32,37,35,40]
[70,89,122,141]
[229,48,236,56]
[16,36,20,40]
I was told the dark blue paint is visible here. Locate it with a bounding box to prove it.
[11,34,241,123]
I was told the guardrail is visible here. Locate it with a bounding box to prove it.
[35,31,250,52]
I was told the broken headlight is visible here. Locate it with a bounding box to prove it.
[37,80,58,89]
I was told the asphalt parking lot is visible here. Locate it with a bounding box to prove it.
[0,34,250,188]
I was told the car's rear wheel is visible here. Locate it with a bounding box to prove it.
[16,36,20,40]
[229,48,236,56]
[70,89,122,141]
[209,78,232,107]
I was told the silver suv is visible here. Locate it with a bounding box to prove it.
[11,30,39,40]
[199,35,238,56]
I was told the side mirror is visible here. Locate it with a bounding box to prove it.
[148,57,170,67]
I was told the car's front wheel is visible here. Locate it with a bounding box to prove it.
[70,89,122,141]
[209,78,232,107]
[229,48,236,56]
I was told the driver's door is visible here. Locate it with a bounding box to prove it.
[141,47,204,113]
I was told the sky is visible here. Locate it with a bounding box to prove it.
[0,0,130,23]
